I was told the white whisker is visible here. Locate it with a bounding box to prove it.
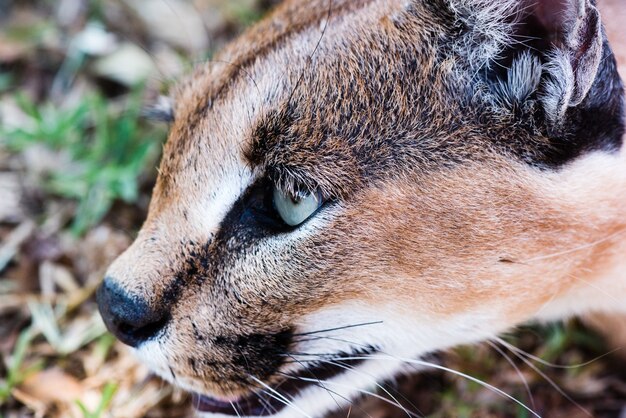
[229,400,243,418]
[278,373,377,418]
[286,354,343,412]
[521,229,626,263]
[330,355,542,418]
[486,340,535,409]
[494,340,593,417]
[256,393,278,416]
[248,375,314,418]
[324,359,421,418]
[495,337,622,369]
[291,374,421,418]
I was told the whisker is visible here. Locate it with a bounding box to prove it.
[259,388,300,415]
[282,373,420,418]
[291,336,334,344]
[486,341,535,409]
[288,331,551,416]
[248,375,313,418]
[236,346,253,376]
[329,355,542,418]
[282,351,341,357]
[307,381,377,418]
[160,0,197,57]
[276,372,378,418]
[208,59,265,126]
[495,337,622,369]
[285,0,334,106]
[326,359,423,418]
[228,400,243,418]
[564,272,625,307]
[292,321,383,337]
[255,392,278,417]
[285,354,343,412]
[520,229,626,263]
[283,350,422,417]
[494,340,593,417]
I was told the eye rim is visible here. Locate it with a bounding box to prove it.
[242,178,328,233]
[272,186,325,227]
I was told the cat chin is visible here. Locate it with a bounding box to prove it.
[193,356,410,418]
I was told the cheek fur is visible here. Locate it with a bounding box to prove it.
[314,153,626,323]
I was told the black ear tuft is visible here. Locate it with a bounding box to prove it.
[141,95,175,123]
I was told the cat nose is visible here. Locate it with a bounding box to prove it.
[96,277,168,347]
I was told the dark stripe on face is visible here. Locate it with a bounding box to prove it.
[168,178,291,298]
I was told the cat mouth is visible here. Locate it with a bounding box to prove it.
[192,353,372,416]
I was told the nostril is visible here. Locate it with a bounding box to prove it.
[116,316,168,342]
[96,277,168,348]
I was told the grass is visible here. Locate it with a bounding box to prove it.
[76,382,118,418]
[28,301,107,356]
[1,89,165,235]
[0,328,43,404]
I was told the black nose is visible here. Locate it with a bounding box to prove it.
[96,277,168,347]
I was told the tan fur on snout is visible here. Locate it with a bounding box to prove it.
[102,0,626,412]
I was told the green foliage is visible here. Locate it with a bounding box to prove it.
[0,328,43,404]
[3,18,55,45]
[517,403,531,418]
[530,321,604,365]
[1,89,165,235]
[0,73,13,93]
[4,93,90,150]
[92,333,116,363]
[76,382,118,418]
[224,0,265,26]
[28,302,107,356]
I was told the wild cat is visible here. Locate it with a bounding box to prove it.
[96,0,625,416]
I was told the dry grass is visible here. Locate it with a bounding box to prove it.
[0,1,624,417]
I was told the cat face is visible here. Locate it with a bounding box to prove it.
[97,0,624,416]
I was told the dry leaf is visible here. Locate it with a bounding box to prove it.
[19,367,84,404]
[92,43,156,86]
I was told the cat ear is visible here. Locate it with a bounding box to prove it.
[142,95,175,123]
[526,0,604,126]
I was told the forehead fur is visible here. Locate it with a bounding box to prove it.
[161,0,509,197]
[160,0,622,203]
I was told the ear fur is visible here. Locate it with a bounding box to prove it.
[455,0,612,129]
[536,0,603,128]
[141,95,175,123]
[443,0,623,165]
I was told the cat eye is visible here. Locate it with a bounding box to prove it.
[272,186,323,227]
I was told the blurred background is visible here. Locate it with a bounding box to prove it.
[0,1,624,417]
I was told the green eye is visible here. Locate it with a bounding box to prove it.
[272,186,323,227]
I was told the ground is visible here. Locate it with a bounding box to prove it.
[0,1,624,417]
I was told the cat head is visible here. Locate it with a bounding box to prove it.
[97,0,624,416]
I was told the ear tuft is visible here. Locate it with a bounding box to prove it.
[444,0,623,165]
[493,51,543,109]
[468,0,606,130]
[443,0,523,70]
[142,95,175,123]
[536,0,603,129]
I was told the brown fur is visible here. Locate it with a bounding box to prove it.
[100,0,626,410]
